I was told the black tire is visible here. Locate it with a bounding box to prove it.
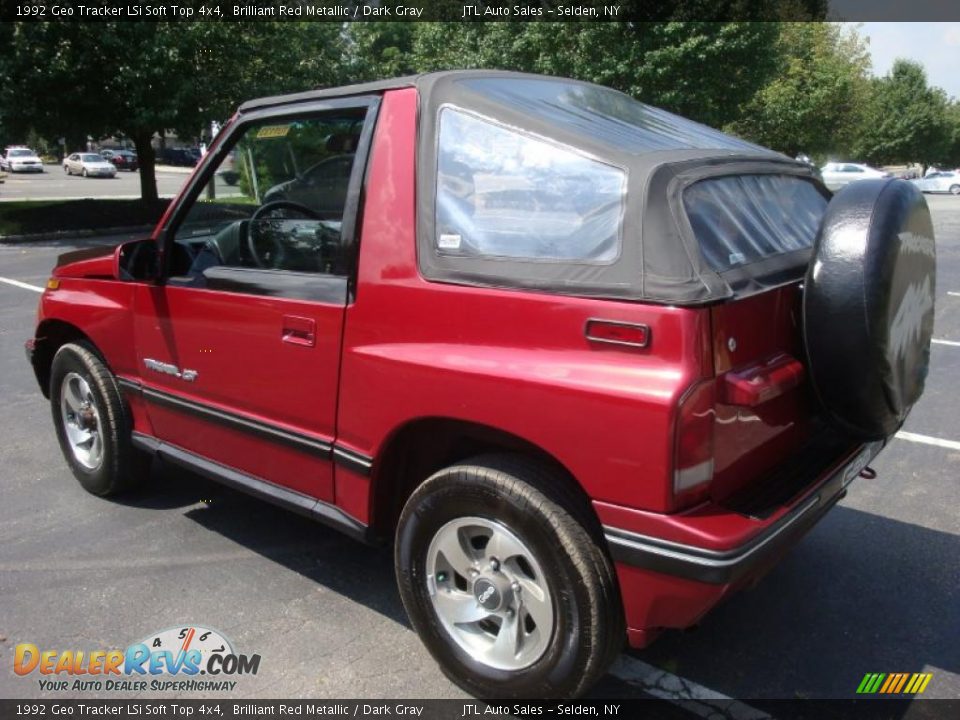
[395,454,624,699]
[949,185,960,196]
[50,342,146,496]
[81,168,88,177]
[804,179,936,438]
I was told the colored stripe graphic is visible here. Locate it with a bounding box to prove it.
[857,672,932,694]
[893,674,909,693]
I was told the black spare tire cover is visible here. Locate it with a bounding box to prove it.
[803,179,936,439]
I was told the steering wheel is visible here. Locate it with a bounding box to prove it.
[247,200,324,269]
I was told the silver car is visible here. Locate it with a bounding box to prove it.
[911,171,960,195]
[819,162,889,191]
[2,147,44,173]
[63,152,117,178]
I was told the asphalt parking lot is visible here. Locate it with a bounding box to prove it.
[0,164,192,201]
[0,197,957,710]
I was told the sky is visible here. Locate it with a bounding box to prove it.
[853,23,960,101]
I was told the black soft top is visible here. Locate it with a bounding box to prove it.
[241,71,824,305]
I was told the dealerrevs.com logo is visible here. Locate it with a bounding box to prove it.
[14,625,261,692]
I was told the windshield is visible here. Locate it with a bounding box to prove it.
[10,149,34,157]
[81,154,103,162]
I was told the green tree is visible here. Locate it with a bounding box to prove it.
[727,23,870,158]
[853,59,950,167]
[938,101,960,168]
[406,22,780,129]
[344,23,418,82]
[0,22,344,202]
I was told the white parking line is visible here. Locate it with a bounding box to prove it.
[0,276,43,293]
[895,431,960,451]
[932,339,960,347]
[948,291,960,297]
[610,656,771,719]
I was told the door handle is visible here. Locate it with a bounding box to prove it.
[281,315,316,347]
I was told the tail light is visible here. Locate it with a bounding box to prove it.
[673,379,716,509]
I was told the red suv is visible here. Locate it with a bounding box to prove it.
[26,72,936,698]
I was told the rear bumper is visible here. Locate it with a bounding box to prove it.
[600,439,884,645]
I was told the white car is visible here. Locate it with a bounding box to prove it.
[1,147,44,173]
[820,162,889,191]
[911,171,960,195]
[63,152,117,178]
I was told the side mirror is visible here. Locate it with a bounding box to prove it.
[114,238,158,281]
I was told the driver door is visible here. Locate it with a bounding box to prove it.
[132,100,376,503]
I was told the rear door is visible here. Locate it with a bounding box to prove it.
[682,173,846,508]
[132,98,378,502]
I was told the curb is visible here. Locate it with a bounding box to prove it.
[0,224,154,244]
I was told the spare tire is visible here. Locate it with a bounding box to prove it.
[803,179,936,439]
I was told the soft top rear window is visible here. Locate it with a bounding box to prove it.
[682,175,827,273]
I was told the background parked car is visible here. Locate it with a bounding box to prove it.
[63,152,117,178]
[158,147,199,167]
[820,162,889,191]
[1,146,44,173]
[911,170,960,195]
[100,149,139,172]
[217,149,239,185]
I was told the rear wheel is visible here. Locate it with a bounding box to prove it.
[395,454,623,698]
[50,343,146,496]
[949,184,960,195]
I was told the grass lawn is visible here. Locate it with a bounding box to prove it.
[0,199,170,238]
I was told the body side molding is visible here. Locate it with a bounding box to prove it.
[120,378,373,475]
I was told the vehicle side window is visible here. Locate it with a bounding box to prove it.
[171,110,366,281]
[843,164,864,173]
[435,108,625,263]
[683,175,828,272]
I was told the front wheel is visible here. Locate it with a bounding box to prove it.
[81,168,88,177]
[395,455,624,698]
[50,343,146,496]
[950,184,960,195]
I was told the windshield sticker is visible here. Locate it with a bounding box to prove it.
[256,125,291,139]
